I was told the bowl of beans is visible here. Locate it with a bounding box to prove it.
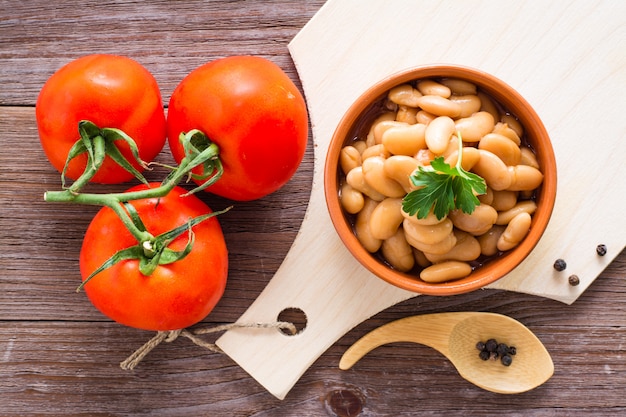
[324,65,557,295]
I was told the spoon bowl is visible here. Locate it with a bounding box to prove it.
[340,312,553,394]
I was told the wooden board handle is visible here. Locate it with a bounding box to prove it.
[215,182,415,399]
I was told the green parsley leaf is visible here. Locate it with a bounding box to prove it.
[402,133,486,220]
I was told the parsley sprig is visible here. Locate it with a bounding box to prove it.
[402,133,486,220]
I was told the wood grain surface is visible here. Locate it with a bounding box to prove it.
[1,1,624,416]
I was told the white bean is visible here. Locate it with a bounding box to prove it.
[382,228,415,272]
[403,217,453,245]
[382,123,427,156]
[497,212,531,251]
[425,116,455,154]
[396,105,418,124]
[507,165,544,191]
[361,143,390,161]
[372,119,409,144]
[424,230,481,263]
[454,111,495,142]
[412,247,432,268]
[402,206,446,226]
[340,182,365,214]
[440,78,477,95]
[417,95,462,118]
[477,186,494,206]
[346,166,386,201]
[384,155,420,193]
[417,79,451,98]
[369,197,404,240]
[353,140,368,154]
[448,204,498,236]
[414,148,436,166]
[477,225,506,256]
[449,94,482,118]
[416,110,436,125]
[404,219,457,255]
[388,84,422,107]
[478,91,500,122]
[420,261,472,283]
[478,133,522,166]
[501,114,524,138]
[367,113,397,146]
[362,156,406,198]
[496,200,537,225]
[340,145,362,175]
[519,147,540,169]
[492,122,521,146]
[490,190,519,211]
[355,198,382,253]
[444,146,481,172]
[472,149,512,191]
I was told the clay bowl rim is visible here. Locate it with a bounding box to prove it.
[324,64,557,296]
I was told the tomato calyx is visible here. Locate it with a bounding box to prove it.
[167,129,224,195]
[77,205,230,292]
[64,120,151,193]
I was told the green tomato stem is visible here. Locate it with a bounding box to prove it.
[44,131,223,246]
[67,132,105,193]
[62,121,150,192]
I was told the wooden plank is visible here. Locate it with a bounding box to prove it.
[0,0,316,105]
[1,267,625,416]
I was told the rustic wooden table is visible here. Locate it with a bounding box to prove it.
[1,1,625,416]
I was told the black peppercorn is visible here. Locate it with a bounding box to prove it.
[501,355,513,366]
[569,275,580,286]
[596,244,607,256]
[476,338,517,366]
[496,343,509,357]
[553,258,566,271]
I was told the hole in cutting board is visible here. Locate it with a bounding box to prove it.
[277,307,307,335]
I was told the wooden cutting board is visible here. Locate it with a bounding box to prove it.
[216,0,626,400]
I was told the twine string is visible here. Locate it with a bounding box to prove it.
[120,321,297,370]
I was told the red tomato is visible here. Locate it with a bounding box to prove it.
[79,184,228,331]
[36,54,166,183]
[167,56,309,201]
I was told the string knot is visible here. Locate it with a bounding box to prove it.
[164,329,182,343]
[120,321,296,370]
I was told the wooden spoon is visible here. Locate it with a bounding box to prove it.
[340,312,553,394]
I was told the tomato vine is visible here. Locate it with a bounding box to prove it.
[45,126,230,282]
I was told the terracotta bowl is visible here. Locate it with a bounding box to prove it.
[324,65,557,296]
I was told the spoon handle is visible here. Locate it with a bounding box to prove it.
[339,312,476,370]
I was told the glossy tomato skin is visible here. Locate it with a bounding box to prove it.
[167,56,309,201]
[79,184,228,331]
[36,54,167,183]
